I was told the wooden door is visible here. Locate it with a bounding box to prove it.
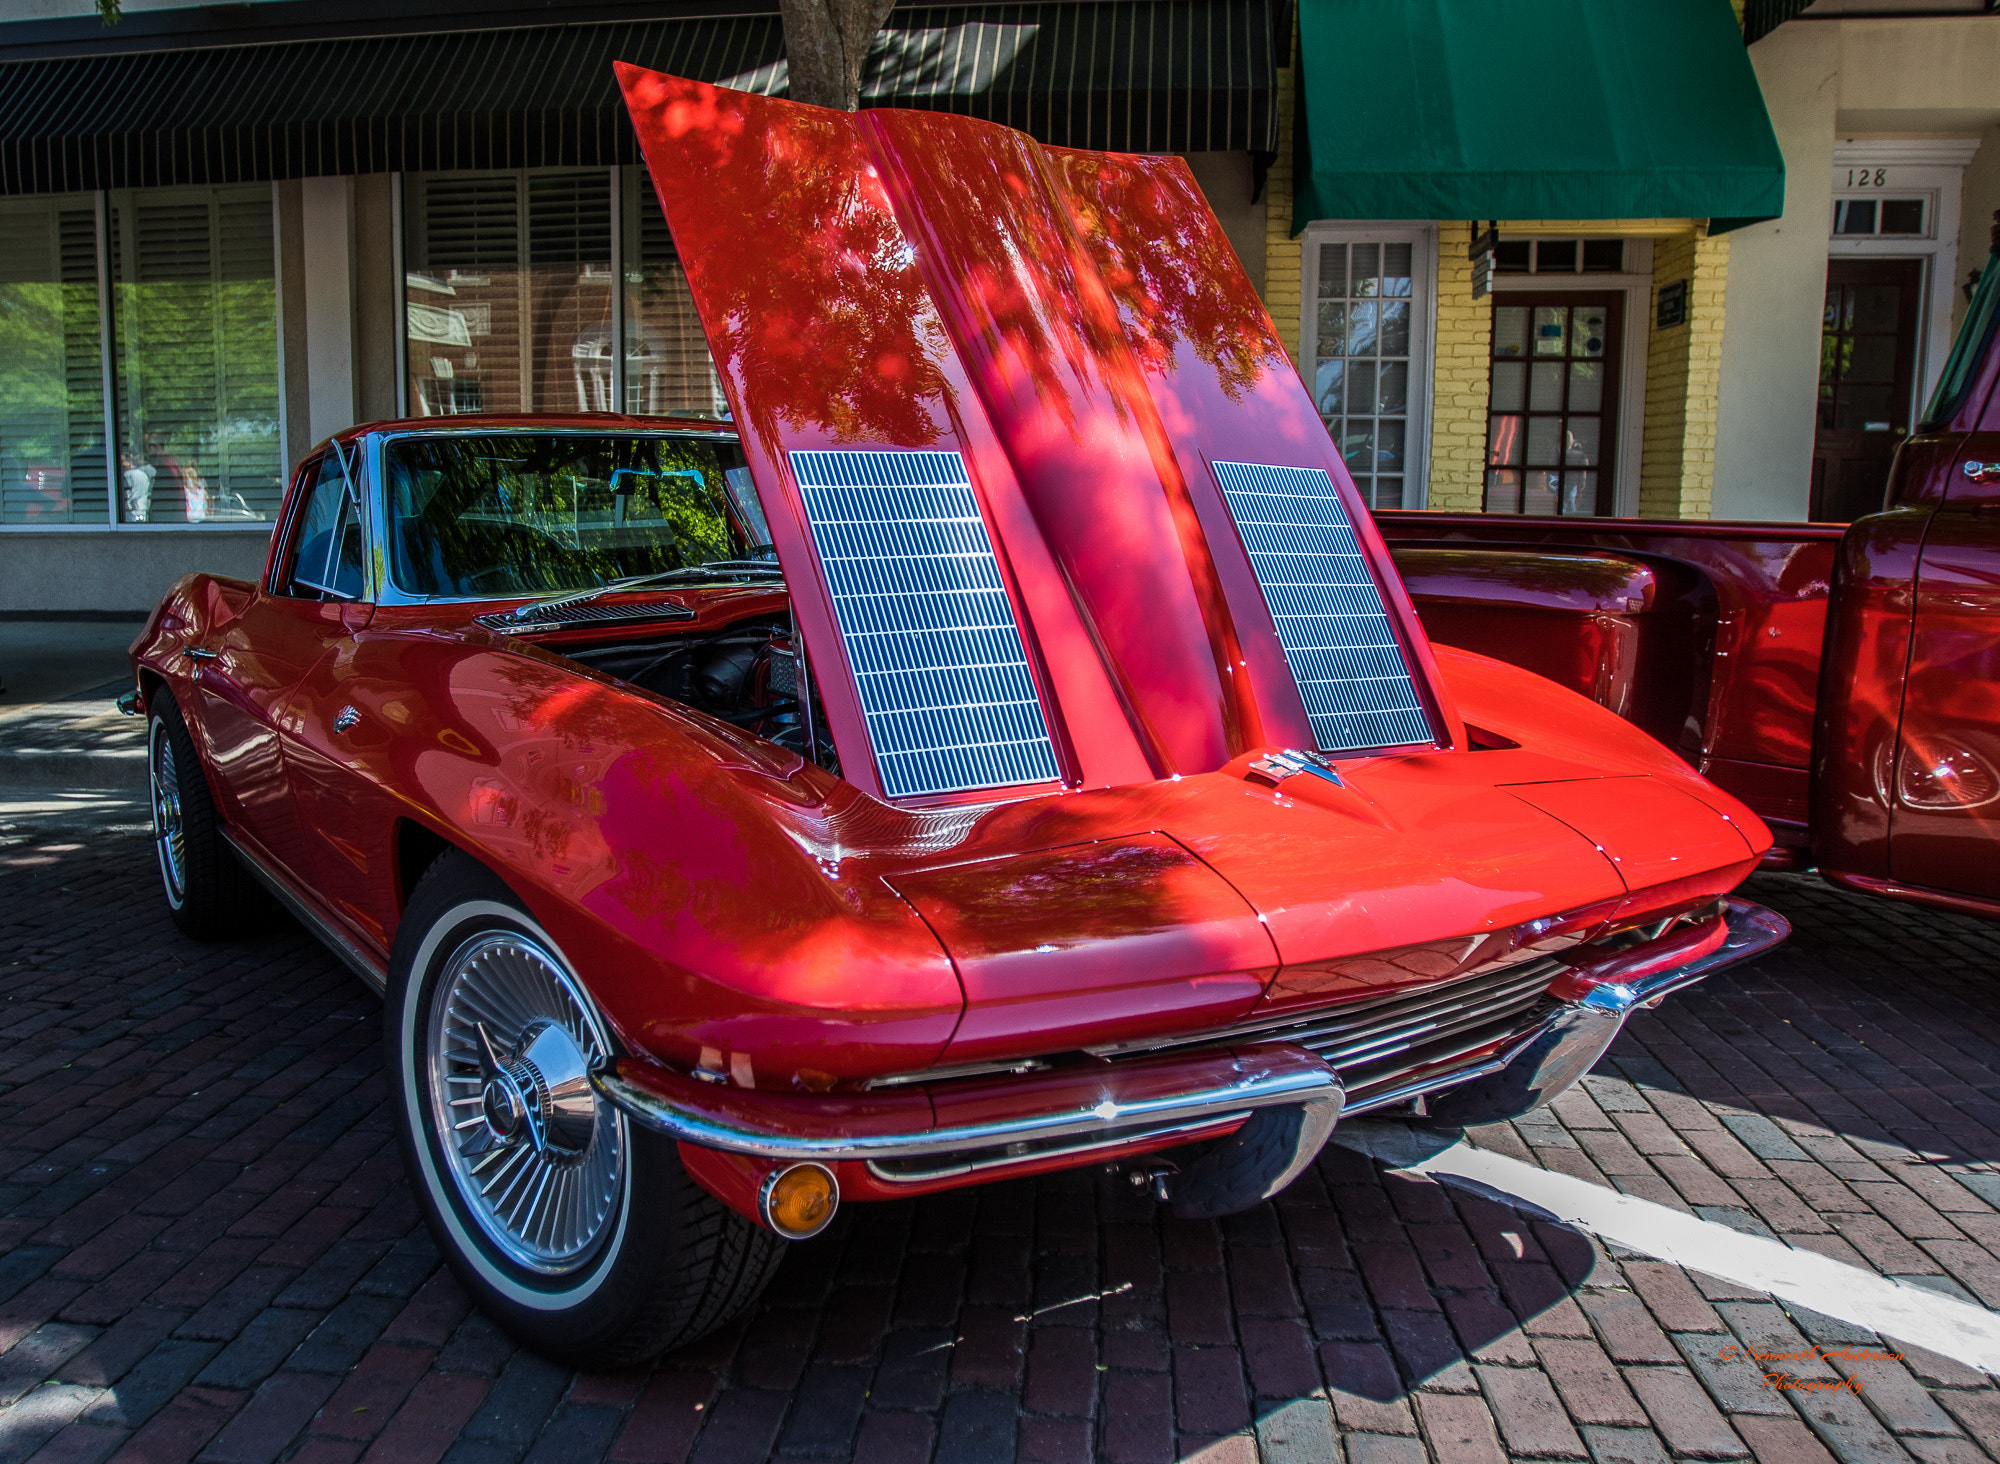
[1485,294,1622,516]
[1813,258,1923,522]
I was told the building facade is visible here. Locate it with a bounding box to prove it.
[1259,0,2000,525]
[0,0,1278,613]
[5,0,1999,614]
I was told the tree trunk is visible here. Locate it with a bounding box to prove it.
[778,0,898,110]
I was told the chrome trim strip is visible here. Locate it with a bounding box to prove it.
[1342,1059,1510,1117]
[474,600,701,634]
[863,1112,1248,1184]
[592,1056,1338,1161]
[366,426,743,608]
[219,829,388,993]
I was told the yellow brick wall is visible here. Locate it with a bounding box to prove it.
[1428,223,1493,510]
[1638,231,1730,518]
[1263,59,1302,367]
[1256,0,1729,519]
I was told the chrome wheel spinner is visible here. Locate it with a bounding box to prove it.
[150,721,188,904]
[426,931,625,1275]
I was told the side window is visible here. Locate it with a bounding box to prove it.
[285,453,366,600]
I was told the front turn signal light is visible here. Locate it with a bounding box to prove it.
[761,1162,838,1239]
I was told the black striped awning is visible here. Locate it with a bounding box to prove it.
[0,1,1280,195]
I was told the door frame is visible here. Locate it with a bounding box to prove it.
[1491,249,1652,516]
[1486,286,1633,517]
[1829,139,1979,418]
[1297,221,1439,509]
[1814,256,1926,523]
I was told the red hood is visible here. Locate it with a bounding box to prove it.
[616,67,1462,801]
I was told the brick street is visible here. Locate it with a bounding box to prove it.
[2,823,1998,1464]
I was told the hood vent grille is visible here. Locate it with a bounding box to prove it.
[1211,461,1432,753]
[790,448,1061,799]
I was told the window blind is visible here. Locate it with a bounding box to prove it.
[408,171,623,415]
[0,197,106,525]
[406,169,722,420]
[627,176,721,416]
[110,185,279,524]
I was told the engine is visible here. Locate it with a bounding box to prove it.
[562,617,836,771]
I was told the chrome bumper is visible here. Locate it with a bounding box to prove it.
[592,1043,1340,1163]
[1422,897,1789,1128]
[593,897,1789,1170]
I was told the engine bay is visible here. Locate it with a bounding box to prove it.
[558,613,839,774]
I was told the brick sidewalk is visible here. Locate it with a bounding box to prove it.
[1,828,1997,1464]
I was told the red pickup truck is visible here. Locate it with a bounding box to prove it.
[1380,228,2000,923]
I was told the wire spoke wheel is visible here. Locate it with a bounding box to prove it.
[150,719,188,906]
[425,931,625,1275]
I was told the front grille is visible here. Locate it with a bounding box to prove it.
[1101,955,1562,1110]
[476,599,698,634]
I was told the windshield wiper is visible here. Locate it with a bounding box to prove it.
[503,560,785,624]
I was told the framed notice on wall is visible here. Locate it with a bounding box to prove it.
[1656,280,1688,330]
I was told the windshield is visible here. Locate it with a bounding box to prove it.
[383,432,770,599]
[1920,249,2000,432]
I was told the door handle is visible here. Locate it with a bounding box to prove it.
[180,645,218,662]
[333,705,361,734]
[1963,461,2000,483]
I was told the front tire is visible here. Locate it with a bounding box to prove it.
[149,689,265,940]
[386,852,783,1367]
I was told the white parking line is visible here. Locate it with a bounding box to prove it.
[1334,1121,2000,1376]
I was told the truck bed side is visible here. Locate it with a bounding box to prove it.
[1375,512,1846,850]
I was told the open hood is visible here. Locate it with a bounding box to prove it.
[616,66,1463,802]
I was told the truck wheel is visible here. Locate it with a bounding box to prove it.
[386,851,784,1367]
[149,689,266,940]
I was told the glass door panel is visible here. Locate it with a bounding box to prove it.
[1313,241,1414,509]
[1484,292,1622,516]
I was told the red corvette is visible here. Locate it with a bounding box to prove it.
[125,72,1786,1365]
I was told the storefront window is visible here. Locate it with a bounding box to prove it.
[109,186,281,523]
[1301,232,1430,509]
[0,197,108,525]
[404,170,720,420]
[623,175,726,417]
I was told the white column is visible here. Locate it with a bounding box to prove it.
[1710,23,1839,522]
[300,175,357,444]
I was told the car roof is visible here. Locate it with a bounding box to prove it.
[326,412,737,448]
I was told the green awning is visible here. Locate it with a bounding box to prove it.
[1293,0,1785,233]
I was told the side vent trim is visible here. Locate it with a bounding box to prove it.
[1210,460,1432,753]
[789,448,1061,799]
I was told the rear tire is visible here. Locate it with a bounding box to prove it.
[386,851,783,1367]
[148,688,266,941]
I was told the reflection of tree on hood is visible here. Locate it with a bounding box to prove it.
[621,69,955,450]
[1049,149,1283,405]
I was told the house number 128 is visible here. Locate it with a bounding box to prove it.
[1845,167,1889,187]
